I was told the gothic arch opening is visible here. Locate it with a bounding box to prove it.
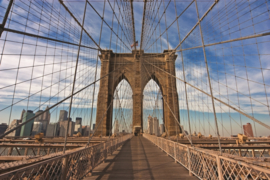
[112,79,133,135]
[96,50,180,136]
[143,79,164,135]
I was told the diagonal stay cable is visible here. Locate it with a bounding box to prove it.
[143,58,270,131]
[0,67,122,139]
[142,60,193,145]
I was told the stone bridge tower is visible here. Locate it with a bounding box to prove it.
[95,50,180,136]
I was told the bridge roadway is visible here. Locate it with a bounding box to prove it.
[85,136,197,180]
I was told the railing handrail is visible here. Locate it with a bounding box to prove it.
[0,134,133,179]
[143,134,270,179]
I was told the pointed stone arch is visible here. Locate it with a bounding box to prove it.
[96,50,181,136]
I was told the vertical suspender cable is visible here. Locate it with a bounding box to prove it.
[194,0,222,154]
[63,0,88,153]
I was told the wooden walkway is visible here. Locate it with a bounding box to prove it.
[84,136,197,180]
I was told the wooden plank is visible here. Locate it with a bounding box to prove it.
[84,137,197,180]
[0,143,85,148]
[0,156,27,161]
[196,145,270,149]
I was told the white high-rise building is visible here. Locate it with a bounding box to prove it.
[160,124,164,134]
[147,115,153,134]
[5,119,21,137]
[114,119,119,134]
[153,117,159,136]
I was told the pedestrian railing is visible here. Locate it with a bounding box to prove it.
[143,134,270,180]
[0,134,132,180]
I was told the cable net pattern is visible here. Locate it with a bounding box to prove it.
[0,0,270,179]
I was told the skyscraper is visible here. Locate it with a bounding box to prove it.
[153,117,159,136]
[35,110,44,122]
[46,123,59,137]
[0,123,8,135]
[33,106,51,135]
[5,119,21,137]
[160,124,164,134]
[76,117,82,125]
[43,106,50,123]
[20,109,25,122]
[59,110,68,122]
[82,125,90,136]
[114,119,119,134]
[32,110,44,135]
[59,121,75,137]
[74,118,82,134]
[32,122,43,135]
[20,110,35,137]
[147,115,153,134]
[243,123,254,137]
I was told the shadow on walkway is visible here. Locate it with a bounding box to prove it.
[84,136,197,180]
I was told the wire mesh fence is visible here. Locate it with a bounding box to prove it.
[144,134,270,180]
[0,134,132,179]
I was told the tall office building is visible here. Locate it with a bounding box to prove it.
[59,110,68,122]
[20,109,25,122]
[0,123,8,135]
[147,115,153,134]
[114,120,119,134]
[82,125,90,136]
[33,106,50,135]
[32,122,43,135]
[5,119,21,137]
[74,117,82,134]
[59,121,75,137]
[93,123,96,130]
[160,124,164,134]
[243,123,254,137]
[153,117,159,136]
[43,106,50,123]
[35,110,44,122]
[46,123,59,137]
[33,110,44,135]
[20,110,35,136]
[74,124,82,134]
[76,117,82,125]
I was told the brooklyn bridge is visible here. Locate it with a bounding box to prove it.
[0,0,269,179]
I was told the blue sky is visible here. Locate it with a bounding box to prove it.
[0,0,269,136]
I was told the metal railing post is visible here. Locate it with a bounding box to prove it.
[61,155,68,180]
[174,142,176,163]
[111,141,113,155]
[166,141,169,156]
[216,155,223,180]
[89,150,94,176]
[187,147,193,176]
[103,143,106,163]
